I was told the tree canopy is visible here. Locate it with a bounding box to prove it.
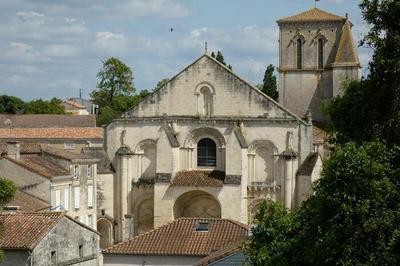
[25,98,65,114]
[211,50,232,70]
[257,64,278,101]
[0,95,26,114]
[91,57,149,126]
[0,178,16,262]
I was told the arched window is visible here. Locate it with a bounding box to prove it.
[199,86,213,117]
[318,39,324,69]
[297,39,303,69]
[197,138,216,167]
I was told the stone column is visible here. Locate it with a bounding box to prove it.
[281,150,297,209]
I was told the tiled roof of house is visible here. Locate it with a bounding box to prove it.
[277,8,345,23]
[171,170,225,187]
[3,154,71,179]
[41,145,97,162]
[0,143,41,155]
[81,147,115,173]
[103,218,249,256]
[197,242,243,266]
[0,212,64,250]
[62,100,87,110]
[4,190,51,212]
[0,127,103,140]
[0,114,96,128]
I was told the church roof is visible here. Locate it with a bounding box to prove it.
[277,8,345,24]
[334,20,360,66]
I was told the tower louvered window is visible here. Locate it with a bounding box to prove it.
[297,39,303,69]
[197,138,216,167]
[318,39,324,69]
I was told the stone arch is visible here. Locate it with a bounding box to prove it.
[134,139,157,179]
[173,190,221,219]
[183,127,226,170]
[97,217,114,249]
[195,83,215,117]
[133,198,154,235]
[248,140,278,185]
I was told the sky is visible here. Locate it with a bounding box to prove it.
[0,0,372,101]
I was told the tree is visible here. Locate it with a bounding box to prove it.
[246,141,400,265]
[0,95,25,114]
[25,98,65,114]
[0,178,16,262]
[91,57,137,125]
[211,50,232,70]
[258,64,278,101]
[91,57,135,108]
[154,78,169,91]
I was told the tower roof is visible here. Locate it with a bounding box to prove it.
[277,8,345,24]
[334,20,360,66]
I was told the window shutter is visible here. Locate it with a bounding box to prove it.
[63,188,69,211]
[74,187,80,209]
[55,190,61,210]
[87,185,93,208]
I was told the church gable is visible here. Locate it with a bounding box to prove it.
[123,55,303,122]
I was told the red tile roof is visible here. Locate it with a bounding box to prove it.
[4,190,51,212]
[41,145,97,162]
[0,114,96,128]
[277,8,345,23]
[0,127,103,140]
[62,100,87,110]
[171,170,225,187]
[103,218,249,256]
[197,242,243,266]
[0,212,64,250]
[2,154,71,179]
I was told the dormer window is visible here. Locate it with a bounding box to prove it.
[296,39,303,69]
[196,222,210,232]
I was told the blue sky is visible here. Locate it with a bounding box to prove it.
[0,0,371,100]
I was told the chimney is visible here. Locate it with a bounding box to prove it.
[7,141,20,160]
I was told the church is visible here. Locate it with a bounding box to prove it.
[100,8,360,245]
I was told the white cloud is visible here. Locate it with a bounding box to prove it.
[111,0,191,19]
[180,26,279,58]
[44,44,79,58]
[94,31,128,54]
[0,42,50,63]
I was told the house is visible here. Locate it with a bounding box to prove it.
[61,100,90,115]
[0,114,103,153]
[102,218,249,266]
[197,242,248,266]
[0,212,100,266]
[0,142,99,229]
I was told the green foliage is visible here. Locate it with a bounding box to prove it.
[0,95,26,114]
[25,98,65,114]
[0,178,16,262]
[245,200,297,266]
[211,50,232,70]
[258,64,278,101]
[91,57,135,108]
[246,142,400,265]
[91,57,142,126]
[0,178,16,205]
[154,78,170,91]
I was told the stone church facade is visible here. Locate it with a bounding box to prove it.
[100,8,359,245]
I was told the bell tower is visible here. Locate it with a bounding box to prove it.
[277,8,360,122]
